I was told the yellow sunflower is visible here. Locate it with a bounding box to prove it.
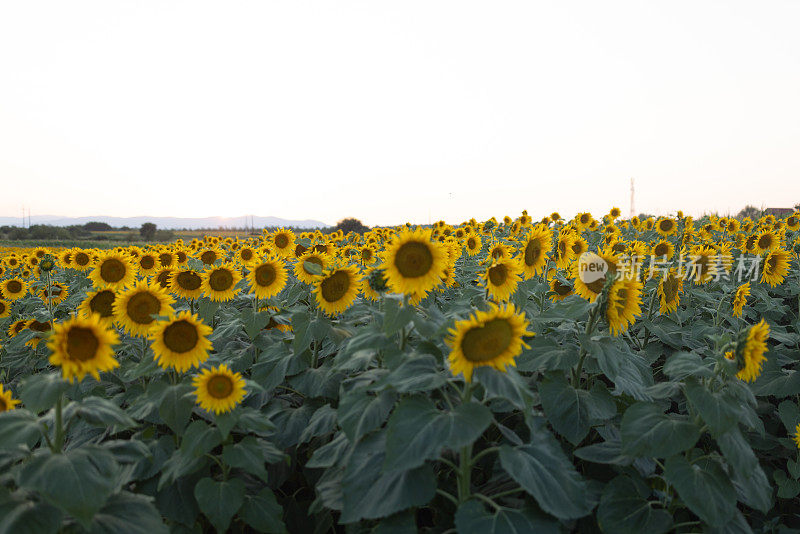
[0,384,21,412]
[47,314,120,382]
[651,240,675,260]
[480,258,522,302]
[361,266,387,301]
[202,264,242,302]
[193,364,247,414]
[446,303,533,383]
[270,229,296,258]
[606,277,643,336]
[236,246,258,266]
[760,248,790,287]
[793,422,800,450]
[686,246,718,284]
[655,217,677,237]
[154,268,175,290]
[149,311,213,372]
[169,269,205,299]
[549,277,574,302]
[725,319,769,382]
[294,251,330,285]
[89,252,137,290]
[136,252,159,276]
[0,299,10,319]
[488,242,512,261]
[25,319,52,349]
[382,228,448,296]
[314,264,362,316]
[517,225,552,279]
[1,278,28,301]
[114,282,175,337]
[71,249,93,271]
[38,282,69,305]
[465,234,483,256]
[79,288,118,324]
[571,250,620,302]
[733,282,749,318]
[8,319,30,338]
[247,258,288,299]
[156,250,176,269]
[753,229,779,254]
[197,247,222,267]
[657,269,683,315]
[554,232,577,270]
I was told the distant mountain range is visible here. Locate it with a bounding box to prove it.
[0,215,330,229]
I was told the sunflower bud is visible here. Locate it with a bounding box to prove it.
[39,254,56,273]
[368,267,388,293]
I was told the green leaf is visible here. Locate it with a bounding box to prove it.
[383,296,416,336]
[663,351,712,380]
[474,367,534,411]
[19,373,68,414]
[384,397,492,471]
[664,455,736,527]
[180,420,222,458]
[498,431,596,520]
[194,477,245,533]
[0,493,62,534]
[337,389,396,442]
[298,404,338,445]
[158,383,195,435]
[240,308,271,339]
[307,433,350,469]
[371,354,446,393]
[597,476,672,534]
[239,487,287,534]
[539,373,616,445]
[222,436,269,482]
[716,428,758,476]
[454,500,560,534]
[517,337,579,372]
[70,397,136,430]
[620,403,700,458]
[587,337,653,400]
[731,462,772,513]
[88,492,168,534]
[0,410,41,450]
[17,447,119,527]
[373,511,417,534]
[682,379,738,436]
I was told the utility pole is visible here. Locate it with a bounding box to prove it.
[629,178,635,219]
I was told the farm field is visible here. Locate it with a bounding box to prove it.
[1,209,799,533]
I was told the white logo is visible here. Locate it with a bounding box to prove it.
[578,252,609,284]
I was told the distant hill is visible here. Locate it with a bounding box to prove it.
[0,215,330,230]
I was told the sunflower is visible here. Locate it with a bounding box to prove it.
[446,303,533,383]
[488,242,512,261]
[725,319,769,382]
[793,422,800,450]
[361,266,387,301]
[294,251,330,285]
[314,264,362,316]
[47,314,120,382]
[576,212,593,229]
[193,364,247,414]
[88,252,137,290]
[686,246,718,284]
[609,207,622,219]
[554,232,577,269]
[787,214,800,232]
[760,249,790,287]
[1,278,28,301]
[114,282,175,336]
[732,282,750,318]
[79,288,118,324]
[25,319,52,348]
[657,269,683,315]
[38,282,68,305]
[196,248,222,267]
[0,299,10,319]
[462,233,481,257]
[0,384,21,412]
[754,229,779,254]
[382,228,447,296]
[247,258,288,299]
[71,249,93,271]
[606,277,643,336]
[570,236,589,258]
[571,250,620,302]
[236,246,257,265]
[270,229,296,258]
[517,225,552,279]
[651,240,675,260]
[136,252,159,276]
[479,258,522,302]
[8,319,30,338]
[169,269,204,299]
[549,277,573,302]
[154,268,175,289]
[202,264,242,302]
[149,311,213,372]
[655,217,677,237]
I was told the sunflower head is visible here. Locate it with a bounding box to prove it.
[193,364,247,414]
[202,264,243,302]
[114,282,175,337]
[314,264,362,316]
[150,311,213,372]
[382,228,447,296]
[480,258,522,302]
[606,277,643,335]
[47,314,120,382]
[0,384,21,412]
[727,319,770,382]
[89,252,137,290]
[247,258,288,299]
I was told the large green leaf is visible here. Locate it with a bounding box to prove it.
[0,410,41,450]
[620,403,700,458]
[222,436,269,482]
[239,487,287,534]
[454,500,559,534]
[19,373,68,414]
[337,388,396,442]
[682,379,738,436]
[0,492,62,534]
[158,383,195,435]
[68,397,136,430]
[194,477,245,533]
[371,354,446,393]
[384,397,492,471]
[664,455,737,527]
[17,447,119,527]
[663,352,712,380]
[383,296,416,335]
[587,336,653,400]
[597,476,672,534]
[539,374,615,445]
[498,430,596,520]
[88,492,168,534]
[474,367,534,411]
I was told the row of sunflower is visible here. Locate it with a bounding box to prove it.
[0,210,799,532]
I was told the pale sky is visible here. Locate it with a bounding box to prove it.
[1,1,799,227]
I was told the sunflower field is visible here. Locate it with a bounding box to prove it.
[1,209,800,533]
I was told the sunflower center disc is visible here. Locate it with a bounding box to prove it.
[208,376,234,399]
[29,320,51,333]
[177,271,202,291]
[163,320,198,353]
[758,235,771,250]
[255,264,277,287]
[6,280,22,293]
[0,302,6,314]
[75,253,90,266]
[320,271,350,302]
[156,271,171,288]
[663,276,680,302]
[100,259,126,283]
[395,241,433,278]
[468,238,477,249]
[66,327,100,362]
[488,264,508,286]
[209,269,234,291]
[461,319,513,363]
[524,240,541,267]
[127,292,161,324]
[91,290,116,317]
[200,251,217,265]
[275,234,289,248]
[767,255,778,271]
[241,249,253,261]
[140,256,155,269]
[553,280,572,295]
[660,220,673,232]
[159,253,173,267]
[655,244,669,257]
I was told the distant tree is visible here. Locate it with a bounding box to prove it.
[737,205,761,219]
[83,221,113,231]
[140,222,157,241]
[334,218,369,235]
[794,203,800,211]
[155,229,175,242]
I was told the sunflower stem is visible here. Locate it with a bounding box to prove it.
[571,304,600,388]
[45,270,55,330]
[456,383,474,502]
[53,393,64,453]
